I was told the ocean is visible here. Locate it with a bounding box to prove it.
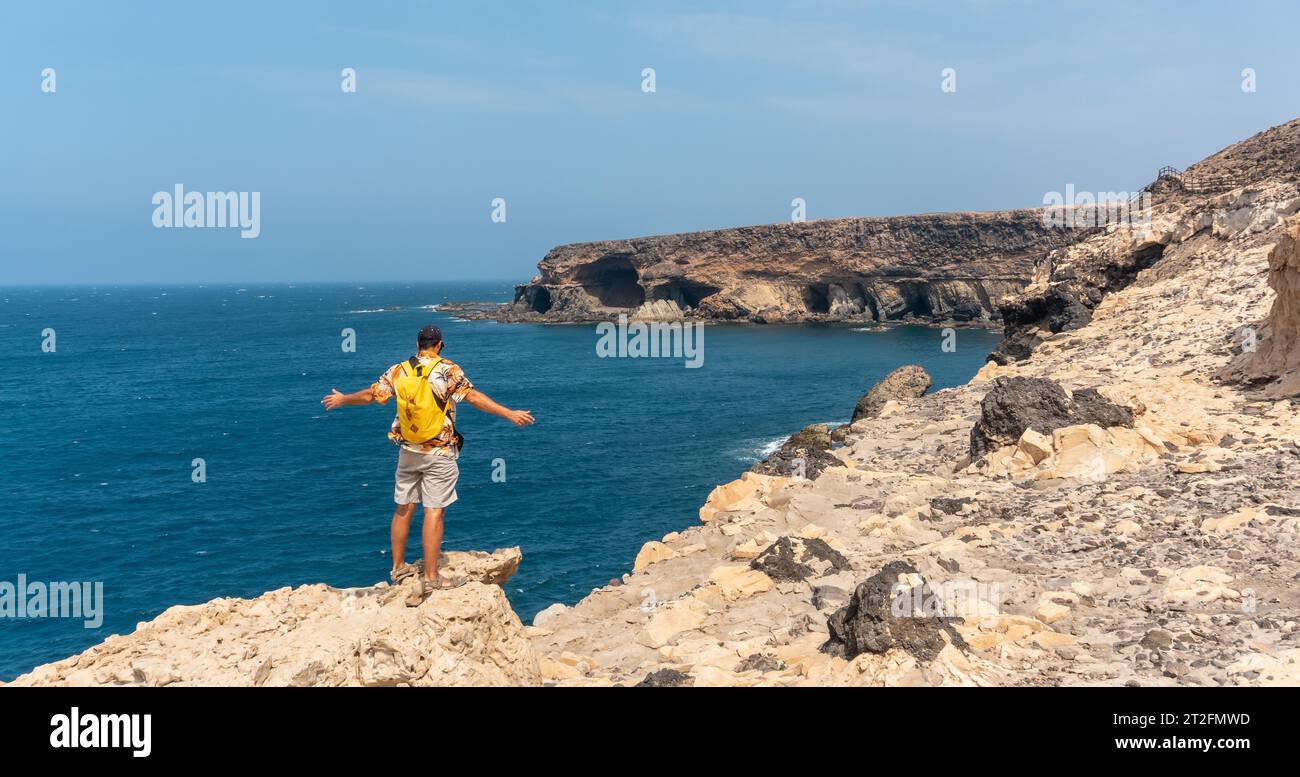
[0,282,1001,679]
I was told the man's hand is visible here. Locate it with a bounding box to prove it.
[321,387,373,410]
[503,409,535,427]
[464,389,534,426]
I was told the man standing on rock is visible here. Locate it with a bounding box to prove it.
[321,324,534,599]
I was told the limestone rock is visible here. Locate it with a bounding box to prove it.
[532,602,569,628]
[633,541,677,572]
[1017,428,1053,464]
[852,365,933,423]
[1220,214,1300,396]
[1163,566,1239,604]
[706,565,774,601]
[15,582,539,687]
[698,472,783,522]
[638,598,710,648]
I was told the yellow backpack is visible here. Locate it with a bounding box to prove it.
[394,356,450,444]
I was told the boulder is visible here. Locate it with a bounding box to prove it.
[1069,387,1135,428]
[638,598,710,648]
[707,564,774,601]
[785,423,832,450]
[852,365,932,423]
[750,443,844,480]
[633,541,676,572]
[969,377,1136,459]
[822,561,968,662]
[531,602,569,628]
[412,546,522,588]
[698,472,781,522]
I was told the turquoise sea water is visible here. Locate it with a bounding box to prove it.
[0,282,1001,679]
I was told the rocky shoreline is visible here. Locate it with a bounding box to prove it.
[10,119,1300,687]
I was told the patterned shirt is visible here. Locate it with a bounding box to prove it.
[372,354,474,456]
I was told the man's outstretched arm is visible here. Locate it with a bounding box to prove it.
[320,386,376,410]
[464,388,534,427]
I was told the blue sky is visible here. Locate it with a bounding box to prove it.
[1,1,1297,284]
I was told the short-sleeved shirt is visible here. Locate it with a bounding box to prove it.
[372,354,473,457]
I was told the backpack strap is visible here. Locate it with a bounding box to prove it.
[406,355,444,377]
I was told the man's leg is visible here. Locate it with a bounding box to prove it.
[419,453,458,587]
[391,503,416,570]
[422,507,445,581]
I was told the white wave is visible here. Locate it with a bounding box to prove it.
[742,419,849,461]
[349,308,389,314]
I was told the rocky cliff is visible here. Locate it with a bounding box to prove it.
[496,209,1086,325]
[8,549,540,687]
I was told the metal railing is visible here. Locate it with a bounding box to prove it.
[1152,165,1248,194]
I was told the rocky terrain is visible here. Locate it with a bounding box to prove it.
[523,119,1300,687]
[9,119,1300,688]
[471,208,1087,325]
[8,549,541,686]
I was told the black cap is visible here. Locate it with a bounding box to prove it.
[417,325,443,348]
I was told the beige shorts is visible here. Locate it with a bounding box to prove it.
[394,449,459,509]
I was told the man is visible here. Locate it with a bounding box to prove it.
[321,324,534,599]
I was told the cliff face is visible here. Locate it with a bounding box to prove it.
[1220,212,1300,397]
[502,210,1085,325]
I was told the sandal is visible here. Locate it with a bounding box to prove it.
[403,576,454,607]
[389,562,418,584]
[423,576,456,593]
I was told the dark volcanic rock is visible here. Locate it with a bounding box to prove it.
[989,287,1093,364]
[822,561,967,661]
[785,423,832,450]
[969,377,1075,458]
[751,444,844,479]
[735,654,785,673]
[1070,387,1135,428]
[634,668,691,687]
[989,240,1169,364]
[930,496,974,515]
[852,365,932,423]
[750,536,851,582]
[969,376,1136,459]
